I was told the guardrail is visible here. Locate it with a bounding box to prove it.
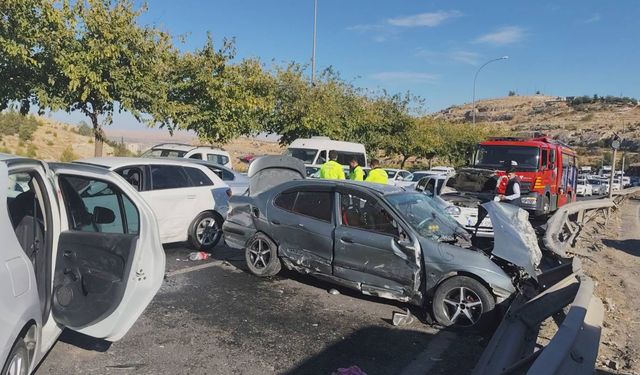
[472,259,604,375]
[543,187,640,257]
[473,187,640,374]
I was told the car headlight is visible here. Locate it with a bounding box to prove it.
[444,205,461,216]
[520,197,538,206]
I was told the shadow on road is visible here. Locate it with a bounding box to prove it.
[284,325,482,375]
[602,239,640,257]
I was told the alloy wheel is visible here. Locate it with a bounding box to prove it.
[196,217,219,246]
[248,239,271,269]
[442,286,484,327]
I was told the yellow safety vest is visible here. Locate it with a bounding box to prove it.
[349,165,364,181]
[365,168,388,184]
[319,160,345,180]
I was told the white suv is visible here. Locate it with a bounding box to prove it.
[141,143,233,169]
[1,156,164,374]
[78,158,230,250]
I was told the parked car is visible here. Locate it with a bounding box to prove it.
[1,156,165,375]
[587,178,606,195]
[384,168,413,185]
[415,174,494,237]
[430,166,456,176]
[141,143,232,169]
[162,158,249,196]
[223,156,542,329]
[77,157,230,250]
[576,178,593,196]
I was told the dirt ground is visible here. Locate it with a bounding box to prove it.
[572,198,640,374]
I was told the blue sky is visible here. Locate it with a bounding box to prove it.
[52,0,640,129]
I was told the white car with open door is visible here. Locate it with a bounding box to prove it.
[1,155,165,375]
[77,158,231,250]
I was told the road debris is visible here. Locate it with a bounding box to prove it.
[391,309,414,326]
[188,251,211,261]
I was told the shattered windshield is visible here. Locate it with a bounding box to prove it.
[386,192,466,241]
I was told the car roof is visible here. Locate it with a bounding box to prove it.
[0,153,24,162]
[77,156,216,169]
[158,157,237,174]
[288,138,366,153]
[276,179,404,195]
[148,143,228,153]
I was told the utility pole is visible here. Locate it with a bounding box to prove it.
[608,135,621,199]
[311,0,317,83]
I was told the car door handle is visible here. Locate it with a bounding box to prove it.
[271,219,280,225]
[186,195,196,199]
[341,237,354,243]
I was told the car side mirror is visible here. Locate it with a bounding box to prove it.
[93,206,116,224]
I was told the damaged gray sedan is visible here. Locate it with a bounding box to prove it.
[223,156,542,329]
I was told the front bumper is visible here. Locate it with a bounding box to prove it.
[518,192,545,213]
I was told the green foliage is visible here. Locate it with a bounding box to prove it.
[508,90,516,97]
[570,95,638,106]
[26,143,37,157]
[2,0,177,156]
[59,146,77,162]
[46,140,54,146]
[105,138,134,157]
[0,111,39,139]
[0,146,11,154]
[75,121,94,137]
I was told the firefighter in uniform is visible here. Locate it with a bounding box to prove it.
[348,158,364,181]
[365,159,388,184]
[319,150,345,180]
[498,165,521,203]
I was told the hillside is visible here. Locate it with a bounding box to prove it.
[435,95,640,167]
[0,116,113,161]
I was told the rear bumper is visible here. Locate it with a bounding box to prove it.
[222,221,255,249]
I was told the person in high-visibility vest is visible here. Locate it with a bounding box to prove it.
[365,159,388,184]
[348,158,364,181]
[319,150,345,180]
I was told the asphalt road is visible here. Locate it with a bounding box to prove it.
[35,244,488,375]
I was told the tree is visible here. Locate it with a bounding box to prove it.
[152,39,274,144]
[2,0,177,156]
[0,0,66,113]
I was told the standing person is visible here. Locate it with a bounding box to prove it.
[365,159,388,184]
[319,150,345,180]
[498,165,521,203]
[348,158,364,181]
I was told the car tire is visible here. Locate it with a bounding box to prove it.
[432,276,496,330]
[2,339,29,375]
[245,233,281,277]
[189,211,223,251]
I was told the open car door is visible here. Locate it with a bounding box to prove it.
[49,163,165,341]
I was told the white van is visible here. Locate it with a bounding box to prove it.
[286,137,367,168]
[141,143,232,169]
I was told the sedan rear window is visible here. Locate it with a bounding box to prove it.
[274,190,332,222]
[184,167,213,187]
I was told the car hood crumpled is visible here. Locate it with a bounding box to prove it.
[247,155,306,196]
[482,201,542,279]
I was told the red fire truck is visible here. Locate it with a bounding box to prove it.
[473,136,578,215]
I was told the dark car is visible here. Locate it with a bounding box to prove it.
[223,156,542,329]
